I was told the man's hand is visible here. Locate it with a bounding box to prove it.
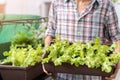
[44,35,54,46]
[105,64,119,80]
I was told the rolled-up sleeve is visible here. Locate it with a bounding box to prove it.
[45,0,57,37]
[105,2,120,42]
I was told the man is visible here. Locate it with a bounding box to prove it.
[45,0,120,80]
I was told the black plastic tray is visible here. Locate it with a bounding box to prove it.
[43,62,115,77]
[0,62,43,80]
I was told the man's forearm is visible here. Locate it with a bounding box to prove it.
[108,40,120,80]
[44,35,54,46]
[115,40,120,53]
[115,40,120,69]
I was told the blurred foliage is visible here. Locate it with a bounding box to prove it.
[111,0,118,3]
[11,23,46,48]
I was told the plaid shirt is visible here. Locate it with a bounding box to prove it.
[46,0,120,43]
[46,0,120,80]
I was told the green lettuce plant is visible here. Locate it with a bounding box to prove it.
[42,37,120,73]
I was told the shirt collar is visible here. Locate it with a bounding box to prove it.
[64,0,99,4]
